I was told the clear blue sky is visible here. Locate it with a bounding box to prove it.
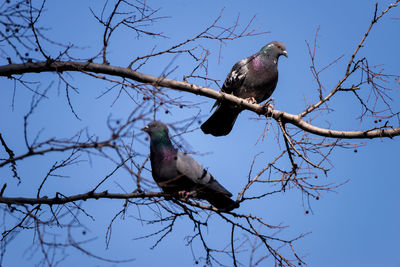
[1,0,400,266]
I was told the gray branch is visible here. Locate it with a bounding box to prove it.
[1,61,399,139]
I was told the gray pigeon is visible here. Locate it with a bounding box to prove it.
[201,41,288,136]
[142,121,239,211]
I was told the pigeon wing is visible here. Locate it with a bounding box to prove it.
[221,55,254,94]
[175,151,232,196]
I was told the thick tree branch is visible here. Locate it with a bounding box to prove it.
[1,61,399,139]
[0,191,228,213]
[0,191,164,205]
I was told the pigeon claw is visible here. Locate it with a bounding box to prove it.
[245,97,257,104]
[262,102,274,110]
[178,190,193,199]
[262,102,274,116]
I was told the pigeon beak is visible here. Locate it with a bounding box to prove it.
[282,50,288,58]
[141,125,149,133]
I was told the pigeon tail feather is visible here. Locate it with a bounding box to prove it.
[201,104,240,136]
[205,194,239,212]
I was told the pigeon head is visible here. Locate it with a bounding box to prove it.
[142,121,169,138]
[259,41,288,58]
[142,121,174,149]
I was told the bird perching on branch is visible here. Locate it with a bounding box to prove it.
[201,41,288,136]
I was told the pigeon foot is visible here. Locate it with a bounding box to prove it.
[262,102,274,109]
[245,97,257,104]
[262,102,274,116]
[178,190,194,199]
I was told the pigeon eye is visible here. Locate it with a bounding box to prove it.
[277,45,281,49]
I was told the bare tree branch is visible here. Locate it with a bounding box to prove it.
[1,61,399,139]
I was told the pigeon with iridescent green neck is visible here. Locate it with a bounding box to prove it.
[142,121,239,211]
[201,41,288,136]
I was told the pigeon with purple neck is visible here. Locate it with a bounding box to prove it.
[142,121,239,211]
[201,41,288,136]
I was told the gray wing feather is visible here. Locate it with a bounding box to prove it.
[221,56,253,94]
[175,152,236,210]
[176,152,211,185]
[176,152,232,196]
